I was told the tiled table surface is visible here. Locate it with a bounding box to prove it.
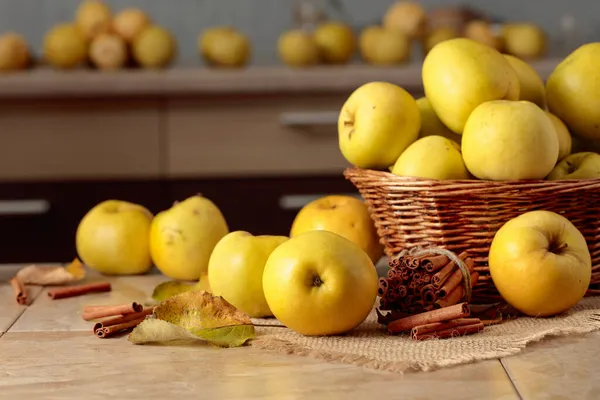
[1,265,599,400]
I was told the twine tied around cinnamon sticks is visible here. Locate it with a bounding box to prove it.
[396,246,473,304]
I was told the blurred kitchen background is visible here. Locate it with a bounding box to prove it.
[0,0,598,264]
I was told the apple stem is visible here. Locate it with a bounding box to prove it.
[551,242,568,254]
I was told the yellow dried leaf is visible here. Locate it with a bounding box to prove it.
[129,291,255,347]
[16,258,86,286]
[128,319,196,344]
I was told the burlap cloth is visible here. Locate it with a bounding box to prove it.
[251,296,600,373]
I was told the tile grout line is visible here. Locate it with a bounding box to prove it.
[500,358,524,400]
[1,286,46,337]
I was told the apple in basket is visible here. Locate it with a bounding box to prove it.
[546,152,600,180]
[489,210,591,317]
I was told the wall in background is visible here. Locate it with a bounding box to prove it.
[0,0,599,66]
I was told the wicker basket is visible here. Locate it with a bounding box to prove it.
[344,167,600,303]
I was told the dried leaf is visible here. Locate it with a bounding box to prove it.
[16,258,86,286]
[129,291,255,347]
[151,275,211,302]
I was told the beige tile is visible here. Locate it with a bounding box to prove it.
[9,272,170,333]
[502,331,600,400]
[0,265,43,334]
[0,331,517,400]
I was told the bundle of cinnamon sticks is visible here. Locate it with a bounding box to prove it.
[388,302,485,340]
[82,302,154,338]
[378,250,479,315]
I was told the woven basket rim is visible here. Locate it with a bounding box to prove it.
[343,167,600,192]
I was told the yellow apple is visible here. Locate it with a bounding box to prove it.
[198,26,235,63]
[489,210,591,317]
[262,230,378,336]
[277,29,320,67]
[546,112,572,162]
[416,97,462,142]
[546,152,600,180]
[338,81,420,169]
[422,38,520,134]
[359,25,383,62]
[546,42,600,140]
[462,100,558,180]
[383,1,427,39]
[112,8,151,43]
[501,23,547,60]
[76,200,153,275]
[290,195,383,264]
[208,231,288,318]
[132,25,176,69]
[463,20,504,51]
[43,24,88,69]
[422,27,458,55]
[75,0,112,41]
[0,33,30,72]
[200,27,251,68]
[391,135,470,180]
[89,33,127,70]
[149,195,229,281]
[504,54,546,109]
[363,28,411,65]
[314,22,356,64]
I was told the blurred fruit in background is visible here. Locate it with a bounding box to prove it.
[89,32,128,70]
[463,20,503,52]
[75,0,112,41]
[358,26,382,62]
[383,1,427,39]
[112,8,151,43]
[422,26,458,54]
[132,25,176,68]
[502,23,547,60]
[314,21,356,64]
[277,29,320,67]
[199,26,251,68]
[0,33,30,72]
[359,27,410,65]
[43,23,88,69]
[503,54,546,108]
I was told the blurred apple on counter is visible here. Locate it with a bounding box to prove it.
[383,1,427,39]
[132,25,176,68]
[422,27,459,55]
[501,23,547,60]
[262,230,379,336]
[360,27,411,65]
[463,20,503,51]
[0,33,30,72]
[112,8,151,43]
[392,135,470,180]
[546,112,572,162]
[76,200,153,275]
[358,26,383,62]
[338,81,420,169]
[503,54,546,109]
[489,210,591,317]
[314,21,356,64]
[89,32,127,70]
[277,29,320,67]
[150,194,229,281]
[199,26,251,68]
[43,23,88,69]
[75,0,112,41]
[546,152,600,180]
[208,231,288,318]
[290,195,383,264]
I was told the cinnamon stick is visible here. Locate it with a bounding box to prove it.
[48,282,111,299]
[432,252,469,289]
[435,284,465,309]
[93,307,155,332]
[411,318,481,338]
[82,302,143,321]
[10,277,28,305]
[388,302,470,334]
[95,316,146,338]
[422,255,450,272]
[412,319,484,341]
[438,270,478,299]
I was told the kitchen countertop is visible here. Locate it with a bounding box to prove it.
[0,59,562,99]
[1,264,598,399]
